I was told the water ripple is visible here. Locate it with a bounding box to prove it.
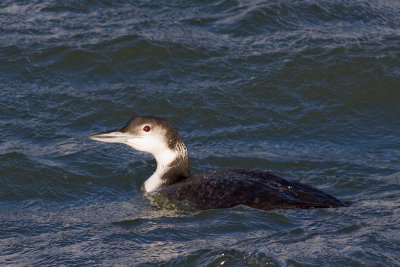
[1,0,400,266]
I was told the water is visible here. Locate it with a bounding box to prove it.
[1,0,400,265]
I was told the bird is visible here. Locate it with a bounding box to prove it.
[90,116,347,211]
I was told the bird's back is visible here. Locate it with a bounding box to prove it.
[152,169,346,210]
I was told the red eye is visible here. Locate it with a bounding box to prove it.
[143,125,151,132]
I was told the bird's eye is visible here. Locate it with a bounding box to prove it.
[143,125,151,132]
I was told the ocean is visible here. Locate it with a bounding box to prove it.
[1,0,399,266]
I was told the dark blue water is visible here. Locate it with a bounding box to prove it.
[1,0,400,266]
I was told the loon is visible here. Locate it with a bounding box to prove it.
[90,116,347,211]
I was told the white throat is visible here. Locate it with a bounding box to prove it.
[125,133,189,193]
[144,148,179,192]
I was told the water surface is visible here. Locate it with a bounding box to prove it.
[1,0,400,266]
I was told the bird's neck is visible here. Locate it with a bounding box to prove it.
[144,142,190,192]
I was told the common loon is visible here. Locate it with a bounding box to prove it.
[90,116,347,210]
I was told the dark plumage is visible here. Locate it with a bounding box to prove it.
[153,169,346,210]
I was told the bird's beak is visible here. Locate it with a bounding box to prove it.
[90,129,134,144]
